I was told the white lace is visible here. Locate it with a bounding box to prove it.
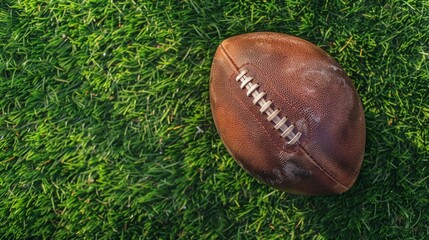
[235,69,302,145]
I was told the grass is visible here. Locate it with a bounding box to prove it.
[0,0,428,239]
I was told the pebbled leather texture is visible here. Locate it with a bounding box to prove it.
[210,32,366,195]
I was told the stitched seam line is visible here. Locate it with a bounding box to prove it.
[220,44,239,71]
[221,46,286,153]
[298,143,349,190]
[221,45,284,153]
[222,45,301,144]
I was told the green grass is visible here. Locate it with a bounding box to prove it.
[0,0,428,238]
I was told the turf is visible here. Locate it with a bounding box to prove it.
[0,0,428,239]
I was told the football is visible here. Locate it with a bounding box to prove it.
[210,32,366,195]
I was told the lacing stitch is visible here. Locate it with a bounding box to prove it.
[235,69,302,145]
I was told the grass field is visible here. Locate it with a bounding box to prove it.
[1,0,428,239]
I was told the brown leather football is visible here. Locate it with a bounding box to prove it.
[210,32,366,195]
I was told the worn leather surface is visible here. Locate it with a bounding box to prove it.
[210,32,366,195]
